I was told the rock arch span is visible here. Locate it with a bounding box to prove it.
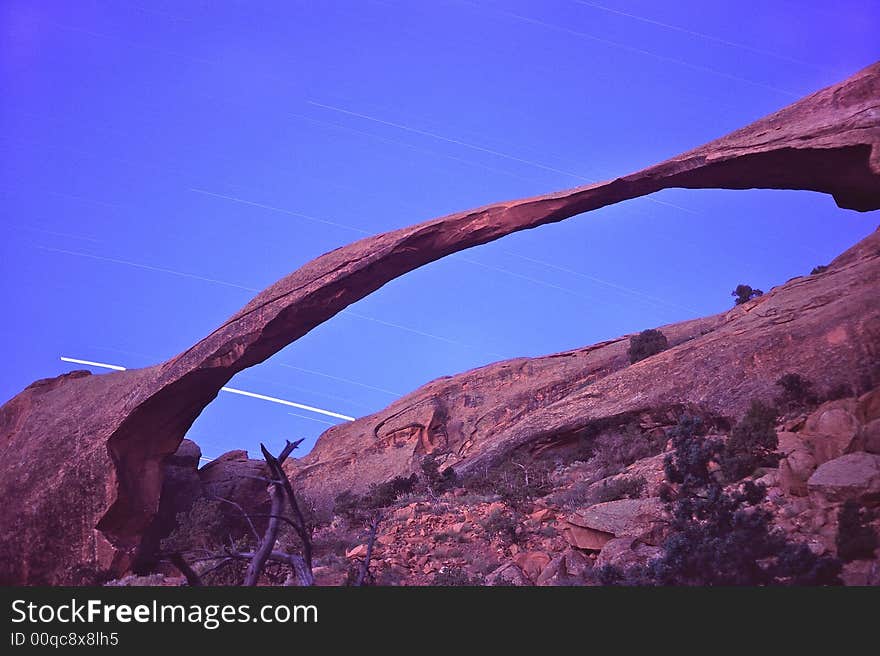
[0,62,878,584]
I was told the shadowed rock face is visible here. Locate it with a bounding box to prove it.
[0,63,878,584]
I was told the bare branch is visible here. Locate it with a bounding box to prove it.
[198,557,234,580]
[243,483,283,586]
[168,553,202,587]
[355,513,381,587]
[260,442,313,574]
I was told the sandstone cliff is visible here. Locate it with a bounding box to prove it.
[291,227,880,507]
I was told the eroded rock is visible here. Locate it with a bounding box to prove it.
[1,63,879,584]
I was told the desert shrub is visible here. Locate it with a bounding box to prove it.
[642,482,841,585]
[587,423,667,480]
[548,474,645,509]
[600,423,841,586]
[332,490,362,520]
[720,400,779,482]
[420,453,459,493]
[376,567,407,586]
[547,479,593,509]
[367,475,418,508]
[433,566,482,586]
[480,509,521,544]
[810,265,828,275]
[161,498,237,554]
[836,501,878,562]
[732,284,764,305]
[592,476,647,503]
[333,474,418,520]
[312,525,354,558]
[628,329,669,364]
[775,373,817,413]
[462,456,554,508]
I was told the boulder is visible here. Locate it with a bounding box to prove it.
[198,451,269,518]
[486,563,530,586]
[345,544,369,559]
[777,431,805,456]
[807,452,880,505]
[857,389,880,424]
[800,400,863,463]
[863,419,880,455]
[596,537,662,570]
[513,551,551,582]
[561,548,592,580]
[529,508,556,522]
[535,556,563,586]
[779,448,818,497]
[563,498,664,551]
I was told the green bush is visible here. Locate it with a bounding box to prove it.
[599,420,841,586]
[775,373,817,412]
[810,265,828,275]
[836,501,877,562]
[160,498,239,554]
[420,453,458,493]
[663,415,719,493]
[732,284,763,305]
[588,424,667,479]
[480,509,521,544]
[628,329,669,364]
[462,457,554,508]
[432,566,482,586]
[332,474,418,520]
[592,476,647,503]
[720,400,779,482]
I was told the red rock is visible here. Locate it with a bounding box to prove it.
[864,420,880,455]
[596,537,662,570]
[857,389,880,424]
[513,551,551,582]
[561,548,592,579]
[568,499,664,542]
[807,452,880,504]
[345,544,369,559]
[529,508,556,522]
[800,400,863,463]
[779,449,818,497]
[2,63,880,584]
[486,563,530,586]
[563,524,614,551]
[198,451,269,516]
[297,227,880,508]
[535,555,563,586]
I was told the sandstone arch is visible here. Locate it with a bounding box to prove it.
[0,62,878,584]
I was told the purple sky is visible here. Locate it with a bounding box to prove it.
[1,1,878,460]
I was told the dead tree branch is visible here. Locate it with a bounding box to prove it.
[355,513,382,587]
[169,553,202,587]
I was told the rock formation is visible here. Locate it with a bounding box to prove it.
[293,226,880,506]
[1,62,878,584]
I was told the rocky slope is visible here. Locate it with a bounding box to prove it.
[1,62,879,584]
[116,388,880,587]
[292,227,880,507]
